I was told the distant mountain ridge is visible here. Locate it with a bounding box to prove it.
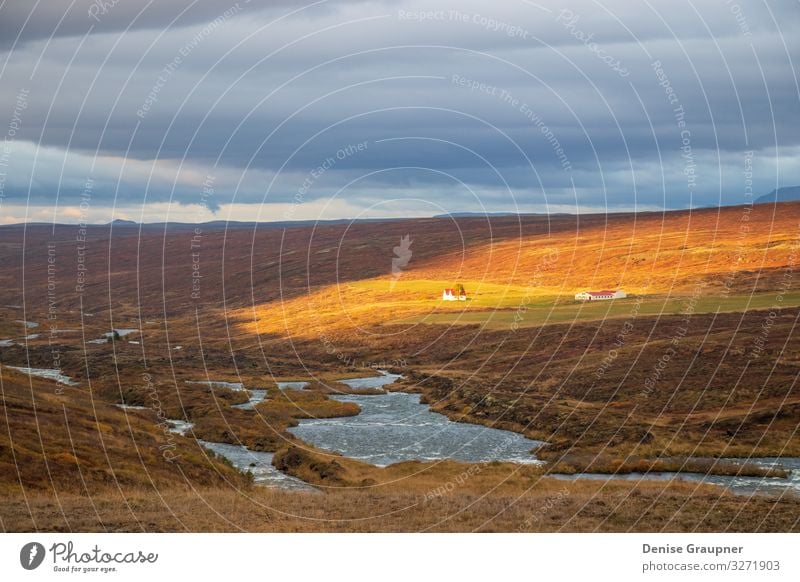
[433,212,523,218]
[3,196,800,230]
[755,186,800,204]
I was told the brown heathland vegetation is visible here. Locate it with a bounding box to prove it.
[1,202,799,531]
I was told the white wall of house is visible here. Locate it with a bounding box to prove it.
[443,288,466,301]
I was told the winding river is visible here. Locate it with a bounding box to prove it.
[285,373,798,496]
[7,366,78,385]
[164,419,315,491]
[198,440,316,491]
[288,373,544,466]
[232,389,269,410]
[159,372,798,496]
[552,457,800,496]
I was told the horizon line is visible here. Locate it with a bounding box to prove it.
[0,200,792,228]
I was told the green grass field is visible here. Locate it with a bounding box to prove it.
[394,291,800,330]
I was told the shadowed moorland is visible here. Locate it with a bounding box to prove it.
[1,203,799,531]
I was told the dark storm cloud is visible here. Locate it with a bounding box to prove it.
[0,0,798,219]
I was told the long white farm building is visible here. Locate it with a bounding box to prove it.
[574,290,627,301]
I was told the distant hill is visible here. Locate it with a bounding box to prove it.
[434,211,575,218]
[433,212,523,218]
[3,203,800,328]
[755,186,800,204]
[2,217,405,230]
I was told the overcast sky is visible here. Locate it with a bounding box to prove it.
[0,0,798,223]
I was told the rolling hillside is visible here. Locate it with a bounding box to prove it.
[244,202,800,338]
[0,202,796,343]
[0,368,248,496]
[1,203,799,532]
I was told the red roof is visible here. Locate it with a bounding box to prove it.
[588,290,616,296]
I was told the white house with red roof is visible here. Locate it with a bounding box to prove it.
[575,289,626,301]
[442,287,467,301]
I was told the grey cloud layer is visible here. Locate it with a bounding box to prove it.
[1,0,798,217]
[0,0,376,48]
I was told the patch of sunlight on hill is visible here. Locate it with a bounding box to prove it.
[239,204,800,338]
[242,278,647,338]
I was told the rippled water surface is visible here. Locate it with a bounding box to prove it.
[290,390,543,466]
[185,380,245,391]
[339,372,402,390]
[232,389,269,410]
[199,440,316,491]
[8,366,78,385]
[552,457,800,496]
[276,381,308,390]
